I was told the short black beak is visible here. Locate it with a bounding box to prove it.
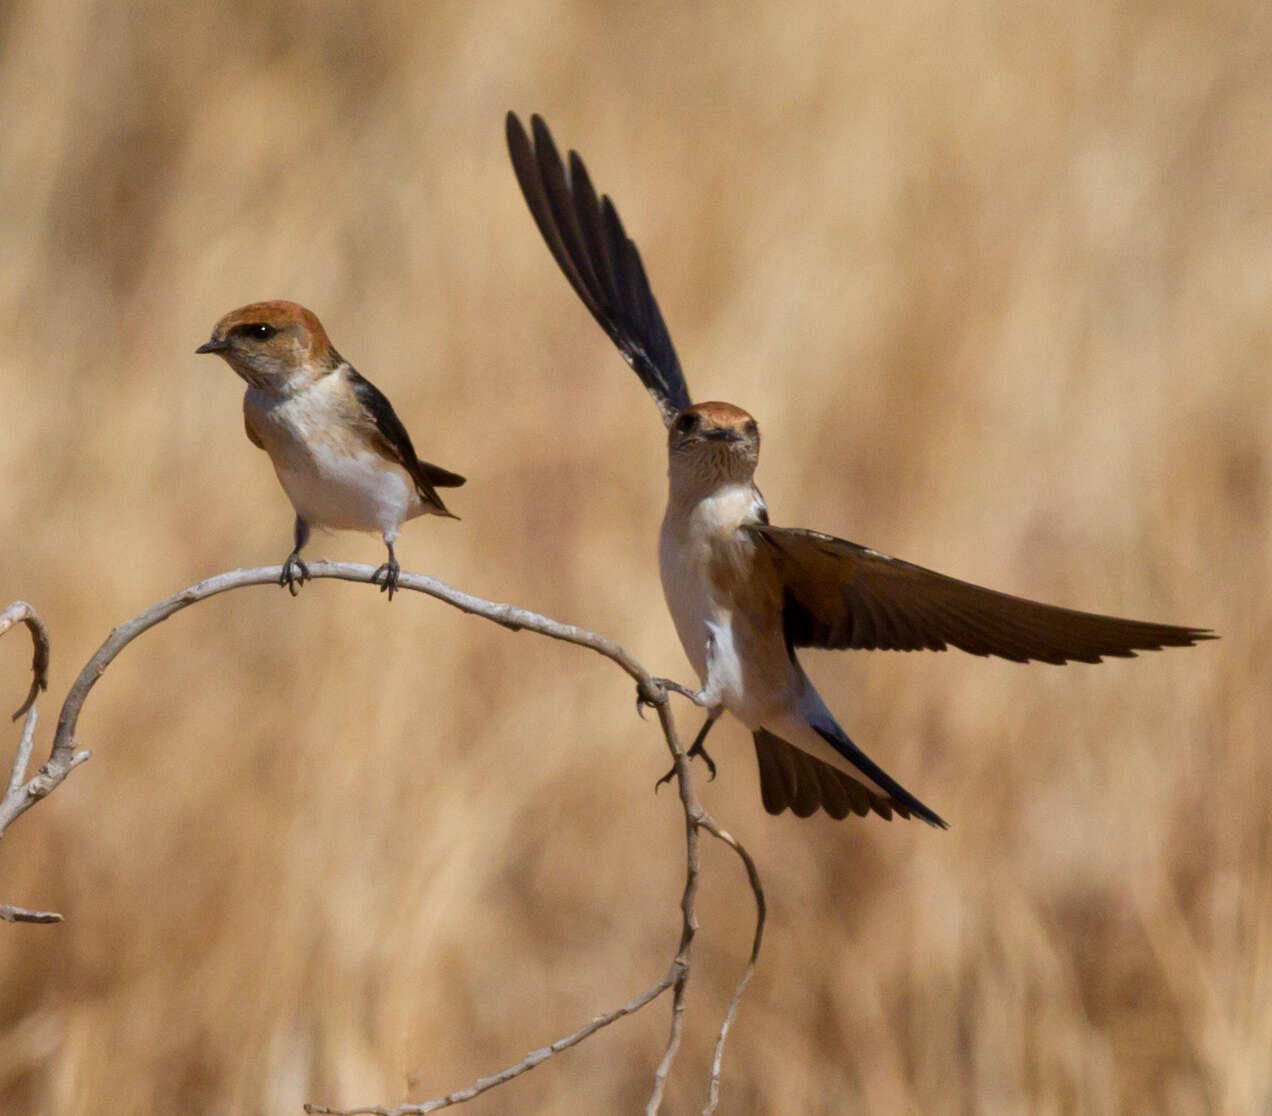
[196,338,229,354]
[703,427,741,442]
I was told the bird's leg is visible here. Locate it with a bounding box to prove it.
[372,538,401,600]
[685,714,720,779]
[280,517,311,596]
[656,709,722,791]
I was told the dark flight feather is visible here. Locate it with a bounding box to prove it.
[750,525,1214,664]
[346,369,464,515]
[506,112,693,426]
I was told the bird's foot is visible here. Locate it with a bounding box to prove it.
[372,556,401,600]
[280,552,310,596]
[654,737,718,791]
[655,677,705,703]
[635,677,704,719]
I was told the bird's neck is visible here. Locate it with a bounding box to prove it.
[665,472,760,536]
[667,451,755,502]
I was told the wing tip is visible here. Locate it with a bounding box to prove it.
[507,109,694,426]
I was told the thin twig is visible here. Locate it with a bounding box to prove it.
[2,601,80,846]
[646,699,697,1114]
[1,600,50,721]
[7,706,37,796]
[0,903,63,924]
[0,740,89,840]
[699,817,766,1115]
[313,969,681,1116]
[2,694,66,922]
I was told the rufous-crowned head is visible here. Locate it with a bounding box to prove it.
[667,401,761,486]
[196,300,341,391]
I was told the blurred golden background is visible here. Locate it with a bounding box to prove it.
[0,1,1266,1112]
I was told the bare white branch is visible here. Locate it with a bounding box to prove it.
[3,568,765,1109]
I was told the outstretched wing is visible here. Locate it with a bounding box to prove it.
[347,369,462,516]
[506,111,693,427]
[750,525,1214,664]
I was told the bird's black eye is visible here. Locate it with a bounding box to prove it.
[675,412,699,434]
[744,420,758,437]
[238,323,276,341]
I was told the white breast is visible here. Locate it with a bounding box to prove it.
[245,379,422,537]
[657,483,764,701]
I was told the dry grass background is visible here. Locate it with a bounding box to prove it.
[0,1,1267,1112]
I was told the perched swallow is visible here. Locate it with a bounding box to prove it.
[197,300,464,598]
[507,112,1214,827]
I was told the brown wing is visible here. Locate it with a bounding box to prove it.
[506,112,692,427]
[347,369,462,516]
[749,525,1214,665]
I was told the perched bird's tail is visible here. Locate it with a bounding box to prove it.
[419,461,466,488]
[753,726,947,828]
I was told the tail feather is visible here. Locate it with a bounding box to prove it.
[752,727,947,828]
[784,741,822,818]
[753,736,788,816]
[810,718,947,828]
[418,461,466,488]
[809,758,857,820]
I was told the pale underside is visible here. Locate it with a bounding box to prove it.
[243,376,433,541]
[658,481,895,798]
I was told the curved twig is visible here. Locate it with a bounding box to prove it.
[3,607,71,923]
[699,817,766,1114]
[46,562,663,774]
[2,567,766,1109]
[1,600,50,721]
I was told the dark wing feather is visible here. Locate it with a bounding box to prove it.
[347,369,462,516]
[506,112,692,426]
[750,525,1214,664]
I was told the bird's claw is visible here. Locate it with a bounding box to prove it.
[695,742,718,782]
[372,558,401,600]
[635,681,661,720]
[280,553,310,596]
[654,738,718,792]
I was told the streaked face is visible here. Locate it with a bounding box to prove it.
[668,401,761,483]
[196,300,334,391]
